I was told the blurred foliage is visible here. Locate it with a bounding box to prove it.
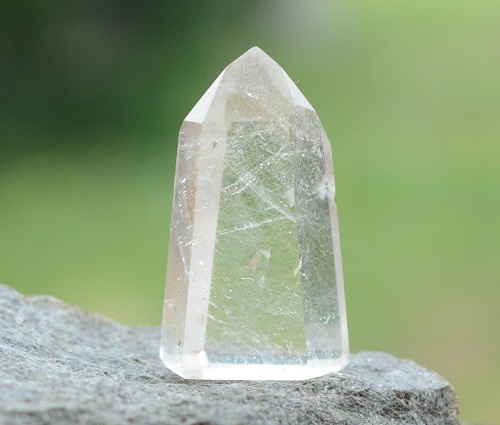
[1,1,499,422]
[0,0,261,158]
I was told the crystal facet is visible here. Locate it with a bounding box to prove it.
[160,47,349,380]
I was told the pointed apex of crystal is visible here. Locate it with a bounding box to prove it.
[242,45,267,57]
[231,46,314,111]
[232,46,273,64]
[247,45,266,53]
[161,49,349,381]
[186,47,314,127]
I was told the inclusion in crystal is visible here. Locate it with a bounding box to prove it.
[160,47,349,380]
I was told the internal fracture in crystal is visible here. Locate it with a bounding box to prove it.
[160,47,349,380]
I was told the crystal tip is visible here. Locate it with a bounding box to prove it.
[244,46,268,57]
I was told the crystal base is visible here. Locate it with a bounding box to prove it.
[160,352,348,380]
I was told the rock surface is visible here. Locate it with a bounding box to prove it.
[0,285,459,424]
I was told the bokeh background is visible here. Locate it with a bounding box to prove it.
[1,1,499,422]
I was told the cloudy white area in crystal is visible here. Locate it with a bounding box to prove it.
[160,47,349,380]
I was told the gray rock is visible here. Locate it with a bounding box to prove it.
[0,284,459,425]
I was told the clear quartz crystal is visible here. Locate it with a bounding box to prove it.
[160,47,349,380]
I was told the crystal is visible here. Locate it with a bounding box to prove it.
[160,47,349,380]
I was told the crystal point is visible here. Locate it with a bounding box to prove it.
[160,47,349,380]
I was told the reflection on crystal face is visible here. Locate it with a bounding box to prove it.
[160,47,349,380]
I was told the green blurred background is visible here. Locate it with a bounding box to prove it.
[1,1,499,422]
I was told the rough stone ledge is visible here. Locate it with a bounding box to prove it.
[0,285,459,425]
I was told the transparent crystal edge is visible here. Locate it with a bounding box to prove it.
[185,71,225,124]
